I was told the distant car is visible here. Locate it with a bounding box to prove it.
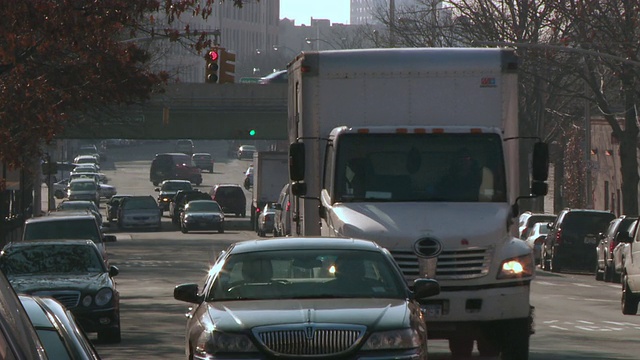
[0,240,121,343]
[150,153,202,186]
[596,215,638,282]
[106,194,131,223]
[118,195,162,231]
[243,165,253,189]
[273,183,291,237]
[173,237,440,360]
[20,295,103,359]
[97,181,117,199]
[67,178,101,205]
[73,154,100,170]
[180,200,225,234]
[209,183,247,217]
[55,200,103,226]
[518,212,556,239]
[523,222,548,264]
[237,145,256,160]
[257,202,276,237]
[192,153,214,173]
[542,208,616,273]
[175,139,195,155]
[53,178,70,199]
[170,190,212,225]
[258,69,287,84]
[155,179,193,212]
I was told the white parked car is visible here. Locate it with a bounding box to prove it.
[524,222,549,264]
[73,154,100,170]
[66,178,100,205]
[613,219,638,284]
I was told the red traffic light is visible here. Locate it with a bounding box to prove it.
[208,50,219,62]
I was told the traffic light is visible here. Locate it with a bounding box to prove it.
[205,48,220,83]
[219,49,236,84]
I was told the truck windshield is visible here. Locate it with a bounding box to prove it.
[333,132,506,203]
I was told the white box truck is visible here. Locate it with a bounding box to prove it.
[250,151,289,230]
[287,48,548,359]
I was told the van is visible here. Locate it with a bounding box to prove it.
[150,153,202,186]
[175,139,194,155]
[209,184,247,217]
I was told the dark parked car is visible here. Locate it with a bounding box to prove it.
[597,215,638,282]
[173,237,440,360]
[209,183,247,217]
[542,208,616,273]
[155,179,193,212]
[170,189,212,224]
[192,152,214,173]
[150,153,202,186]
[20,295,102,359]
[0,240,121,343]
[106,194,132,223]
[180,200,225,234]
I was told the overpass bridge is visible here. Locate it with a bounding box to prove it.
[61,83,288,140]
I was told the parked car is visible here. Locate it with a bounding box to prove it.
[150,153,202,186]
[170,190,212,225]
[22,213,114,262]
[20,295,102,359]
[621,219,640,314]
[256,202,276,237]
[118,195,162,231]
[273,183,291,237]
[0,240,121,343]
[97,181,117,199]
[237,144,256,160]
[523,222,549,265]
[243,165,253,190]
[258,69,287,84]
[613,219,638,284]
[67,178,101,205]
[209,183,247,217]
[155,179,193,212]
[55,200,103,226]
[542,208,616,273]
[518,212,556,239]
[192,152,214,173]
[173,237,440,360]
[106,194,131,223]
[73,154,100,170]
[180,200,224,234]
[0,270,48,359]
[596,215,638,282]
[175,139,195,155]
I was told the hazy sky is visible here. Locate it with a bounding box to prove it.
[280,0,350,26]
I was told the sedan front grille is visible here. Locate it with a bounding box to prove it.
[33,290,80,308]
[253,324,365,357]
[392,247,493,280]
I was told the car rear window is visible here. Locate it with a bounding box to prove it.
[216,187,243,197]
[123,197,157,209]
[562,212,616,234]
[24,219,101,242]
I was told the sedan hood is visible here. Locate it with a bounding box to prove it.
[8,273,112,294]
[205,298,409,331]
[330,202,512,249]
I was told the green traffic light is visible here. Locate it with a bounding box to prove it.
[249,129,256,136]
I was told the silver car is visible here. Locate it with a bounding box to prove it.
[66,178,100,205]
[118,195,162,231]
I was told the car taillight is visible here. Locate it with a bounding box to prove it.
[556,229,562,245]
[256,207,261,213]
[286,201,290,211]
[609,241,616,253]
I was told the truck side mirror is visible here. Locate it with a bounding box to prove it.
[291,182,307,196]
[289,143,305,182]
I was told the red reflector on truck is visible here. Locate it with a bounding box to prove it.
[357,129,370,134]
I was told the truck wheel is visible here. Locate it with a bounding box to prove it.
[622,275,639,315]
[448,336,473,358]
[500,319,530,360]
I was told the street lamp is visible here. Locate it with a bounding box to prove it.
[305,38,337,50]
[272,45,297,57]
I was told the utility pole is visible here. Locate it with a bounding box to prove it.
[389,0,396,47]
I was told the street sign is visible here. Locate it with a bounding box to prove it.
[240,77,260,84]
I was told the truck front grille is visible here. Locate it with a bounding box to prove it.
[253,324,365,357]
[392,247,492,280]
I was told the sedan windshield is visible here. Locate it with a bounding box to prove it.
[207,249,406,301]
[186,201,221,212]
[0,244,105,275]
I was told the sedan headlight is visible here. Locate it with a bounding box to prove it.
[94,288,114,306]
[361,328,421,350]
[497,254,534,279]
[195,331,257,356]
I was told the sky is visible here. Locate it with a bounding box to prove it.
[280,0,350,26]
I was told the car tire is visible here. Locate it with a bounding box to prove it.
[448,336,473,358]
[181,226,188,234]
[98,324,121,344]
[218,225,224,234]
[595,263,604,281]
[241,211,246,218]
[604,264,614,282]
[622,275,639,315]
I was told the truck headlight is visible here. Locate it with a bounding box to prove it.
[195,331,257,356]
[497,254,534,279]
[361,328,421,350]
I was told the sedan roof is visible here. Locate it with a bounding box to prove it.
[230,237,383,254]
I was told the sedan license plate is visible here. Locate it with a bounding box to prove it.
[423,304,442,318]
[584,236,597,245]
